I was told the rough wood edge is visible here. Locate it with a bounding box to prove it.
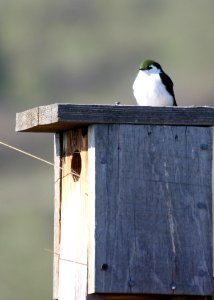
[88,125,96,295]
[16,104,214,132]
[53,133,62,299]
[16,106,39,131]
[212,127,214,278]
[39,104,59,125]
[86,294,210,299]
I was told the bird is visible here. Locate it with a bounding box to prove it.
[133,59,177,106]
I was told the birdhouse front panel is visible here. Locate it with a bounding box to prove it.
[88,124,212,296]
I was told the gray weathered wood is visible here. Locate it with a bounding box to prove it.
[87,296,209,300]
[212,128,214,279]
[16,104,214,132]
[88,124,212,296]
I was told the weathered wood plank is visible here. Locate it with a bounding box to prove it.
[53,133,62,299]
[57,128,88,300]
[16,106,39,131]
[212,128,214,279]
[88,296,209,300]
[88,124,212,296]
[88,126,96,295]
[39,104,59,125]
[16,104,214,132]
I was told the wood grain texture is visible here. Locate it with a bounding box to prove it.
[16,104,214,132]
[53,133,62,299]
[88,124,212,296]
[87,296,209,300]
[57,128,88,300]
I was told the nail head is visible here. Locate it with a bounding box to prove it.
[101,263,108,271]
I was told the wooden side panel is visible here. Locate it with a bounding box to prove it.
[53,133,62,299]
[57,128,88,300]
[88,124,212,296]
[212,127,214,278]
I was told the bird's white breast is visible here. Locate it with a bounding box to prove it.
[133,70,174,106]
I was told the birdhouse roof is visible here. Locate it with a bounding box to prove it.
[16,103,214,132]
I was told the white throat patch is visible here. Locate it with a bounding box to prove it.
[133,69,174,106]
[146,65,161,75]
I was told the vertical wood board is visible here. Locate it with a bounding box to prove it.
[88,124,212,295]
[53,133,62,299]
[57,128,88,300]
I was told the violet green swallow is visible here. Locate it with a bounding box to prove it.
[133,59,177,106]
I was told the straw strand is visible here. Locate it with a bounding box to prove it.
[0,140,82,178]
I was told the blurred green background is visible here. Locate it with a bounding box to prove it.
[0,1,213,299]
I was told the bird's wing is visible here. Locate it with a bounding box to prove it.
[160,72,177,106]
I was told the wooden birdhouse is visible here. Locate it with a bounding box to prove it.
[16,104,214,300]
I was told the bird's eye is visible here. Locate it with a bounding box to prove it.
[147,66,152,70]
